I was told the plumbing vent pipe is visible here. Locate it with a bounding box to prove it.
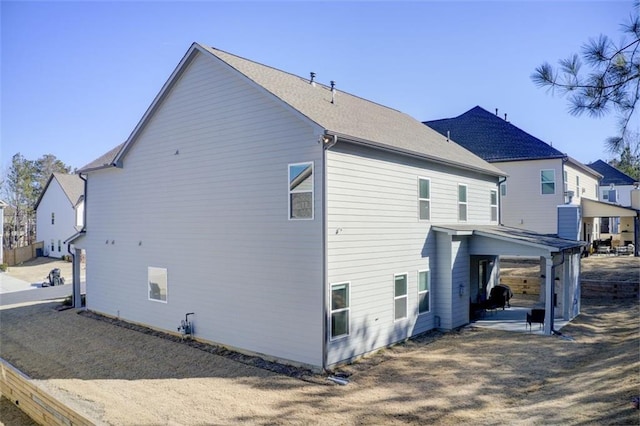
[310,72,316,86]
[330,81,336,104]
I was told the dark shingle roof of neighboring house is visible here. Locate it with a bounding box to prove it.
[586,159,637,186]
[34,173,84,210]
[83,43,504,177]
[424,106,566,162]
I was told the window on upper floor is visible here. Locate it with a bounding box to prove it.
[148,267,168,303]
[563,170,568,192]
[458,184,468,221]
[51,212,55,225]
[331,283,350,339]
[541,170,555,195]
[418,270,431,314]
[490,190,498,222]
[288,162,314,220]
[394,273,408,320]
[418,177,430,220]
[500,182,507,197]
[576,176,580,198]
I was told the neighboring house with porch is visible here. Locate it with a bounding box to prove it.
[424,106,604,245]
[35,173,84,258]
[71,43,583,370]
[586,159,639,249]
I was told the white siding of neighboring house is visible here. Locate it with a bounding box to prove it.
[600,184,635,207]
[564,162,599,204]
[36,178,78,258]
[564,162,601,243]
[82,52,325,368]
[325,143,498,366]
[496,158,564,234]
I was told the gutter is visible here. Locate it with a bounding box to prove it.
[325,131,504,178]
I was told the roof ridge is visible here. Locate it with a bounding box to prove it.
[199,44,407,115]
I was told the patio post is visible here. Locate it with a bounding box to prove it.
[544,255,554,335]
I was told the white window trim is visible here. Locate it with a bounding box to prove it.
[418,177,431,221]
[418,269,431,315]
[330,282,350,340]
[394,273,408,321]
[288,161,314,220]
[148,266,168,304]
[490,189,498,223]
[541,169,556,195]
[500,182,507,197]
[458,184,468,222]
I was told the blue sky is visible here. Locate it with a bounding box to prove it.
[1,1,636,172]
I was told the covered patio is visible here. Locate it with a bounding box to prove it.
[433,225,585,336]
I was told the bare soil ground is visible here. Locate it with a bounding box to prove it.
[1,257,639,425]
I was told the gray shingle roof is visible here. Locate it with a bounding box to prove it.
[79,143,124,172]
[201,45,503,176]
[587,160,637,186]
[84,44,504,177]
[424,106,566,162]
[433,224,584,252]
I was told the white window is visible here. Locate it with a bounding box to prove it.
[418,177,430,220]
[331,283,349,339]
[490,190,498,222]
[57,240,61,252]
[418,270,430,314]
[148,267,168,303]
[394,273,408,320]
[576,176,580,198]
[458,184,468,222]
[50,239,54,252]
[541,170,555,194]
[288,162,314,220]
[51,212,55,225]
[563,170,568,192]
[500,182,507,197]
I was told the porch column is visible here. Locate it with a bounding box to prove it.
[563,250,571,320]
[72,248,82,309]
[544,255,554,335]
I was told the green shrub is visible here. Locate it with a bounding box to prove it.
[0,263,7,272]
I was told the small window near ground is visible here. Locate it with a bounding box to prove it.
[418,177,430,220]
[458,184,468,222]
[57,240,61,252]
[50,239,54,252]
[418,270,430,314]
[394,274,408,320]
[490,190,498,222]
[541,170,555,194]
[331,283,349,339]
[288,162,314,220]
[148,267,168,303]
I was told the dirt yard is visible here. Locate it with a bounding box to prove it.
[1,257,638,425]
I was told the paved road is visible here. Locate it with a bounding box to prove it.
[0,273,85,306]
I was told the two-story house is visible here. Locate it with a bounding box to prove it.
[70,44,582,370]
[35,173,84,258]
[425,106,603,245]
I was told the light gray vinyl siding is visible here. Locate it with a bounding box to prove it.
[83,52,324,367]
[450,236,470,328]
[326,143,498,365]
